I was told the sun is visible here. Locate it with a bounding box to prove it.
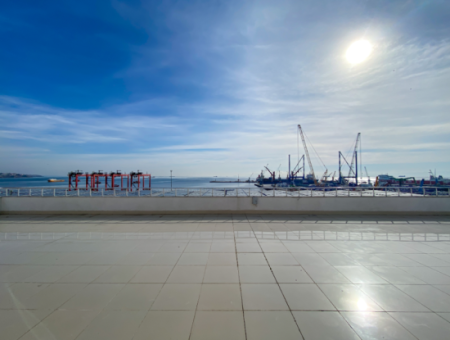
[346,40,372,64]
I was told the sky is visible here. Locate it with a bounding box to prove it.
[1,0,449,178]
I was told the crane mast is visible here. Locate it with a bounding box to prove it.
[298,125,317,185]
[348,133,361,178]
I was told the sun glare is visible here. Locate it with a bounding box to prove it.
[346,40,372,64]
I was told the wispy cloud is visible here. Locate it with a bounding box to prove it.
[1,1,450,177]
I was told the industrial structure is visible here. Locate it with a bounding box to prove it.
[67,170,151,191]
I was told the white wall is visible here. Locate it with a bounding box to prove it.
[1,197,450,214]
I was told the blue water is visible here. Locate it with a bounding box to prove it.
[0,176,255,189]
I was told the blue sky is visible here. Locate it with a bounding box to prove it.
[1,0,449,178]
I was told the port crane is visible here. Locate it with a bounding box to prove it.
[348,133,361,181]
[298,125,318,186]
[338,133,360,185]
[365,167,371,185]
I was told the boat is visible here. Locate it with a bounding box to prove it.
[48,179,64,182]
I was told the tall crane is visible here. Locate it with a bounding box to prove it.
[298,125,318,185]
[348,133,361,179]
[364,167,371,185]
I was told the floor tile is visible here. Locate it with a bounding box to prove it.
[390,312,450,340]
[167,266,205,283]
[319,284,384,311]
[57,265,110,283]
[342,312,417,340]
[190,311,245,340]
[236,243,262,252]
[396,285,450,312]
[197,284,242,310]
[61,283,124,310]
[210,243,236,253]
[22,283,85,310]
[280,284,335,310]
[130,266,173,283]
[76,310,146,340]
[259,243,289,253]
[303,265,351,283]
[293,311,361,340]
[265,253,299,266]
[241,284,289,310]
[203,266,239,283]
[0,283,49,309]
[133,311,195,340]
[245,311,302,340]
[334,266,387,284]
[361,284,429,312]
[0,309,51,340]
[93,266,141,283]
[238,266,275,283]
[106,284,162,310]
[368,266,427,284]
[237,253,267,265]
[207,253,237,265]
[292,253,331,266]
[151,284,201,310]
[23,266,78,283]
[19,309,101,340]
[272,266,313,283]
[399,266,450,284]
[185,242,211,253]
[147,253,181,265]
[178,253,209,265]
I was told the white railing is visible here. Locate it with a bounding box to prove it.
[0,187,449,198]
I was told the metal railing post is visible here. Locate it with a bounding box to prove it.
[126,189,129,197]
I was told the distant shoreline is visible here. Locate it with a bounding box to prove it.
[0,173,43,179]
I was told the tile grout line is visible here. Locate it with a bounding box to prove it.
[249,216,306,340]
[234,221,249,340]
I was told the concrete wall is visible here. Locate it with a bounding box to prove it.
[1,196,450,215]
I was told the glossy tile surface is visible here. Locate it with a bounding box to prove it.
[1,214,450,339]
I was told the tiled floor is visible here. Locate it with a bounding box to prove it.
[1,214,450,339]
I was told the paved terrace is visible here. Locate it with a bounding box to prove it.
[1,214,450,340]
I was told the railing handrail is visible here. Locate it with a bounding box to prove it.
[0,186,449,198]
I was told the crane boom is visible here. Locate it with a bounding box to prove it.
[348,133,361,178]
[298,125,317,185]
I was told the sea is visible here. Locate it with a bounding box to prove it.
[0,176,255,189]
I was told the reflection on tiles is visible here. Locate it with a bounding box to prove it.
[0,214,449,339]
